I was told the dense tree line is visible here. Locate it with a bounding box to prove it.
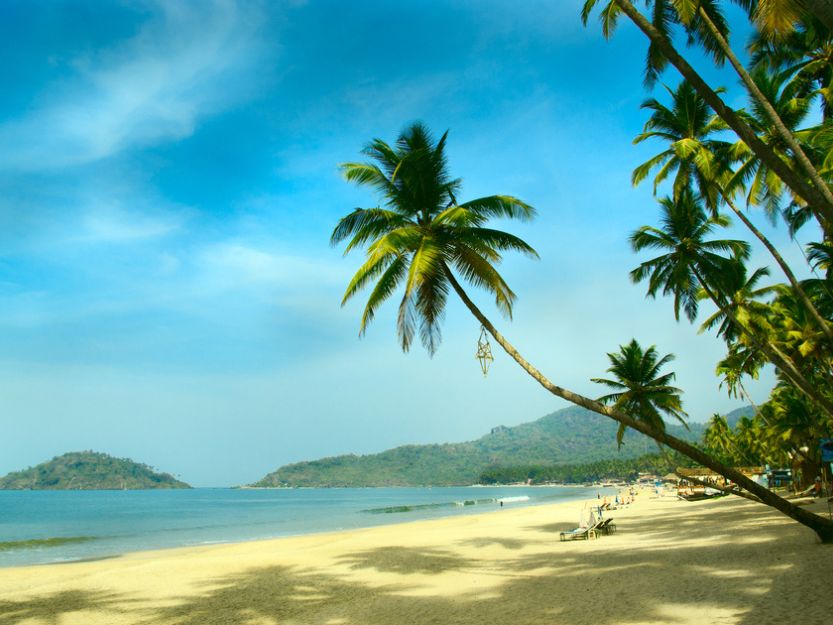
[478,452,696,485]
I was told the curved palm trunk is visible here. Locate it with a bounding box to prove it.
[680,473,762,504]
[442,264,833,542]
[611,0,833,234]
[694,268,833,417]
[720,191,833,345]
[697,7,833,215]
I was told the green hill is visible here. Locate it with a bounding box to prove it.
[252,405,708,487]
[0,451,191,490]
[725,405,756,428]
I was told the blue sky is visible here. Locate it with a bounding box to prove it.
[0,1,801,486]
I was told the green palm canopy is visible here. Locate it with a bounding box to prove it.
[632,80,730,209]
[331,122,538,354]
[630,188,750,322]
[591,338,688,446]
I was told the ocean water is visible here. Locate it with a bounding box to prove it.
[0,486,604,567]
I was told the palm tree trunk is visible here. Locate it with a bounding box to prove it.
[694,268,833,417]
[611,0,833,234]
[679,473,763,504]
[697,7,833,222]
[442,263,833,542]
[720,191,833,345]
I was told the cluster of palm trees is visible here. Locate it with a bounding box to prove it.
[611,1,833,504]
[331,2,833,542]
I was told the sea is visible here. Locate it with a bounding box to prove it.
[0,485,609,568]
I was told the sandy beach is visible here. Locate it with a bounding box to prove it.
[1,492,831,625]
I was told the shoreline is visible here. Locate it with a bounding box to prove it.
[2,492,831,625]
[4,492,607,570]
[1,485,613,569]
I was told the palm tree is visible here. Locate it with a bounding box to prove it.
[727,67,812,215]
[760,382,833,480]
[750,17,833,121]
[768,285,833,375]
[581,0,833,233]
[630,188,749,322]
[703,414,736,462]
[699,264,776,343]
[733,416,767,464]
[334,122,833,541]
[332,122,538,354]
[741,0,833,45]
[631,189,833,415]
[716,344,767,400]
[632,80,729,206]
[685,4,833,219]
[632,78,833,344]
[591,339,687,447]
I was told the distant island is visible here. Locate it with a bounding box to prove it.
[0,451,191,490]
[251,406,754,487]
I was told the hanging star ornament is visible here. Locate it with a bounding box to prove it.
[475,326,494,376]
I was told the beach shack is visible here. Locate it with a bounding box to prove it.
[675,466,765,497]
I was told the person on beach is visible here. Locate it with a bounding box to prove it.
[814,477,823,498]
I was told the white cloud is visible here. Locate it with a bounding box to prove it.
[80,203,184,243]
[198,243,346,291]
[0,0,271,170]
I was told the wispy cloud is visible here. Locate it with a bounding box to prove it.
[0,0,271,170]
[80,202,184,243]
[198,243,346,291]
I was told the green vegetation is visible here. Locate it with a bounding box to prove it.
[479,451,697,485]
[330,5,833,541]
[0,451,191,490]
[253,405,704,487]
[329,4,833,540]
[592,339,688,447]
[331,121,537,355]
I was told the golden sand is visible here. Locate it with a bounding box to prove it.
[1,492,831,625]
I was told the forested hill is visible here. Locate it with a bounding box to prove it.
[0,451,191,490]
[253,405,719,487]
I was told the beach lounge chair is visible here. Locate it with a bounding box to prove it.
[597,518,616,535]
[559,520,601,541]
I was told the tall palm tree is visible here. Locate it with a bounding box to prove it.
[727,67,812,215]
[332,122,538,355]
[703,414,736,461]
[632,79,832,344]
[630,189,833,415]
[699,264,776,343]
[581,0,833,233]
[632,80,729,206]
[733,416,767,464]
[685,4,833,219]
[591,339,687,447]
[768,285,833,373]
[750,17,833,121]
[630,188,749,322]
[334,122,833,541]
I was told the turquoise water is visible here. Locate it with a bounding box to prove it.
[0,486,602,567]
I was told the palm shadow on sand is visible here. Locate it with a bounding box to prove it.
[5,499,830,625]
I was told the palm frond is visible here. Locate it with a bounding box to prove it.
[458,196,537,222]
